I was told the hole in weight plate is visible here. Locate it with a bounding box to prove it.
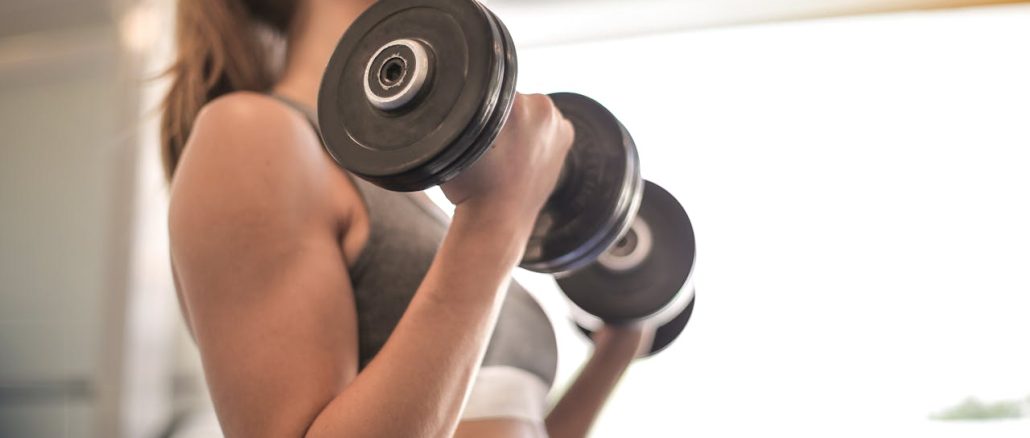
[379,56,406,88]
[609,230,638,257]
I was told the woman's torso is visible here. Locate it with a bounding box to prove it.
[176,93,559,394]
[343,172,559,386]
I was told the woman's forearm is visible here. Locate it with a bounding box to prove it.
[306,204,534,438]
[545,329,642,438]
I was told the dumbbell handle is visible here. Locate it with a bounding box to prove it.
[518,93,643,273]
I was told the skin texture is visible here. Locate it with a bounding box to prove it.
[170,1,651,437]
[545,325,651,438]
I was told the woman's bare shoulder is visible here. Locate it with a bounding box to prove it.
[169,91,355,237]
[179,91,323,177]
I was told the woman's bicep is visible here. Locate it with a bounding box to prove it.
[168,94,361,437]
[181,239,360,438]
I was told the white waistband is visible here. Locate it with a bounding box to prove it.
[461,366,550,424]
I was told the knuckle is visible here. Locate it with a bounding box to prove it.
[509,94,530,123]
[562,117,574,135]
[530,94,552,114]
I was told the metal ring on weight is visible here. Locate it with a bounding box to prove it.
[363,39,430,111]
[597,217,654,272]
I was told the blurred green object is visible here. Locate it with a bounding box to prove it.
[932,396,1027,421]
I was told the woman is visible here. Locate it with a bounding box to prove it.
[163,0,650,436]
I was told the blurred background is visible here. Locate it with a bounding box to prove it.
[2,0,1029,437]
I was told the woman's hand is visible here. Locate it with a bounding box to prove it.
[442,93,574,222]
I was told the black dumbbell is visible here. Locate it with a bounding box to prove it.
[562,180,697,356]
[317,0,642,273]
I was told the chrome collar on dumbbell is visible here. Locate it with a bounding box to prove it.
[318,0,643,274]
[597,216,654,272]
[363,39,430,111]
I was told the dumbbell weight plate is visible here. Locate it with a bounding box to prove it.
[521,93,643,273]
[319,0,643,274]
[557,180,696,323]
[577,291,695,357]
[648,291,694,355]
[318,0,516,191]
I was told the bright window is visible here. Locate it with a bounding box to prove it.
[502,5,1030,437]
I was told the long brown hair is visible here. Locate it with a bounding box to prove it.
[160,0,297,181]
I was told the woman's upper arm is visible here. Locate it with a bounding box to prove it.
[168,93,360,437]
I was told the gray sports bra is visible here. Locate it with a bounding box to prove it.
[271,95,558,387]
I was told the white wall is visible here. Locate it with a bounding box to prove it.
[0,25,136,437]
